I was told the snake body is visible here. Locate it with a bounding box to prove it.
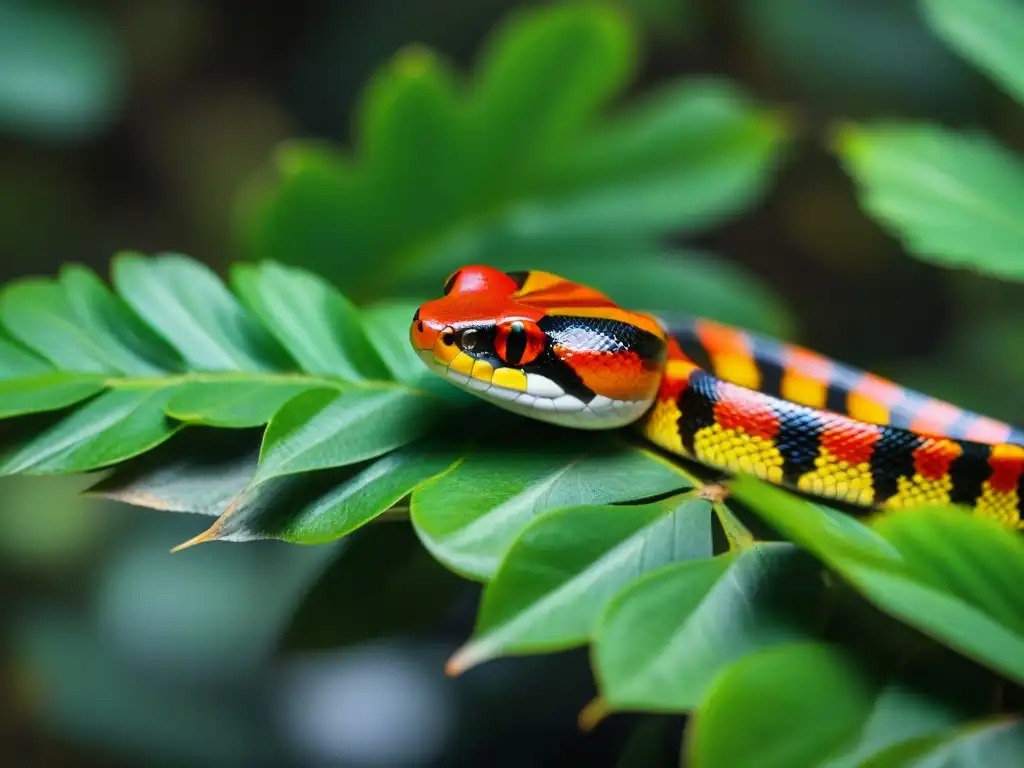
[410,266,1024,529]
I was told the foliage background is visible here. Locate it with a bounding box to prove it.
[2,0,1024,766]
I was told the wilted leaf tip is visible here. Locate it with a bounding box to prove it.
[84,486,179,512]
[444,639,491,677]
[169,521,223,553]
[577,698,610,731]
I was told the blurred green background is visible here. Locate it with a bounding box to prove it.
[3,0,1024,765]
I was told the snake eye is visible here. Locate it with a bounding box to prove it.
[460,328,479,351]
[495,319,544,366]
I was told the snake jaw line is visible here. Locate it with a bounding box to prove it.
[416,349,650,430]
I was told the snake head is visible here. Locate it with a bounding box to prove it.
[410,265,667,429]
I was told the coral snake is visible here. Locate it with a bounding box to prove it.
[410,265,1024,529]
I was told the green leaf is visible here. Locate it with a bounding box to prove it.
[359,302,435,386]
[862,718,1024,767]
[195,435,462,545]
[537,78,786,235]
[727,476,898,564]
[239,6,788,301]
[1,278,118,373]
[570,250,793,338]
[0,252,476,551]
[839,563,1024,685]
[0,387,179,475]
[253,386,444,484]
[358,301,468,403]
[0,252,469,550]
[0,337,51,377]
[869,509,1024,636]
[85,430,260,515]
[0,373,106,418]
[237,146,371,297]
[731,477,1024,685]
[593,543,828,713]
[688,643,876,768]
[231,262,390,381]
[112,252,292,371]
[357,47,468,260]
[921,0,1024,104]
[824,677,987,768]
[164,376,339,428]
[1,267,181,377]
[857,735,950,768]
[447,496,713,673]
[411,425,691,580]
[835,124,1024,281]
[59,264,182,375]
[466,5,634,195]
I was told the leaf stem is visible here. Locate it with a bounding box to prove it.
[102,370,421,394]
[713,501,756,551]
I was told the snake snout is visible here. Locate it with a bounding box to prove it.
[409,306,445,353]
